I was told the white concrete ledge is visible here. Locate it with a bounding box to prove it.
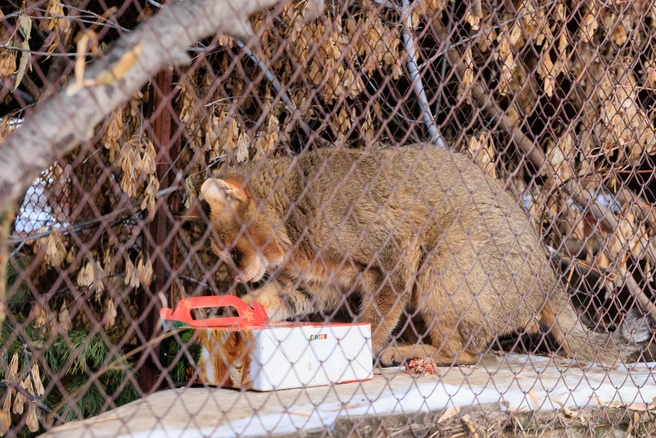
[43,354,656,437]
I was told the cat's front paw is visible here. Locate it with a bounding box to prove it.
[241,292,286,322]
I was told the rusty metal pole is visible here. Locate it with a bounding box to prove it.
[140,68,179,394]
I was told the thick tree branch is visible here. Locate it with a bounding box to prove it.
[0,0,323,209]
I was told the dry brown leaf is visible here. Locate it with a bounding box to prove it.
[2,354,18,424]
[125,258,140,288]
[40,1,69,33]
[547,133,575,182]
[424,0,444,15]
[220,113,240,153]
[76,260,96,289]
[437,406,460,423]
[595,65,655,163]
[141,175,159,219]
[26,404,38,432]
[508,22,522,46]
[411,11,420,28]
[626,402,656,412]
[609,13,630,47]
[137,255,154,286]
[137,137,157,175]
[41,229,66,267]
[119,140,139,197]
[0,410,10,436]
[102,250,113,277]
[596,251,610,270]
[182,176,196,210]
[495,30,514,95]
[537,47,555,97]
[580,12,598,43]
[362,108,375,144]
[103,108,124,161]
[333,107,352,136]
[14,14,32,92]
[461,414,478,436]
[7,353,17,380]
[236,131,251,163]
[466,132,496,178]
[104,297,117,330]
[557,32,567,64]
[0,49,16,79]
[58,301,72,332]
[13,391,25,417]
[464,3,482,30]
[255,112,280,156]
[528,391,541,408]
[555,1,566,21]
[177,82,194,123]
[218,34,232,47]
[646,59,656,85]
[552,399,577,418]
[19,364,45,433]
[463,47,474,88]
[31,364,44,397]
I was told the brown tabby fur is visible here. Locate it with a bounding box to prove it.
[197,330,254,387]
[196,145,650,366]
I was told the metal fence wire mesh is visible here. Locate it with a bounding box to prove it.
[1,0,656,436]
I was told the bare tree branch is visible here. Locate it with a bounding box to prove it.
[0,0,324,209]
[19,74,42,102]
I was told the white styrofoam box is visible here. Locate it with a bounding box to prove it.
[160,296,373,391]
[249,322,373,391]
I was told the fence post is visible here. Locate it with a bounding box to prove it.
[140,68,179,394]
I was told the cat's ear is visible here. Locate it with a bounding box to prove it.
[200,178,245,205]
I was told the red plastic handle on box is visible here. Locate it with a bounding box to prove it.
[159,295,268,328]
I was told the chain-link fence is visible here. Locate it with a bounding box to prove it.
[1,0,656,436]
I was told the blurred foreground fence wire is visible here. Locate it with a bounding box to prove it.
[1,0,656,436]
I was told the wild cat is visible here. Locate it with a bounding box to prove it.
[195,145,650,366]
